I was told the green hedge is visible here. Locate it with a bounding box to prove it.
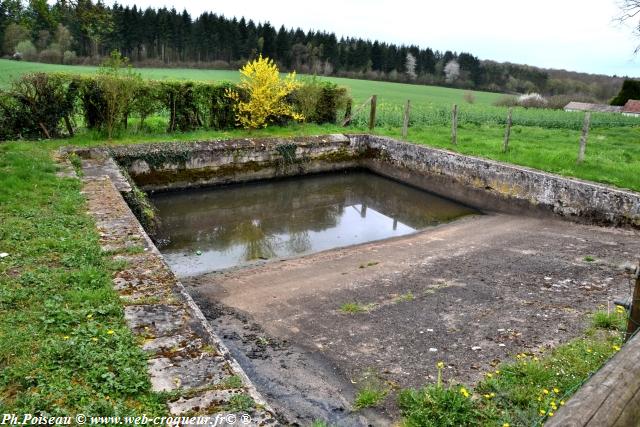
[0,72,351,140]
[0,73,76,139]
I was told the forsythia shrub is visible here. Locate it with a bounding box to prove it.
[226,55,303,129]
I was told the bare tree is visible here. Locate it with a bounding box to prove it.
[405,53,417,80]
[617,0,640,52]
[444,60,460,83]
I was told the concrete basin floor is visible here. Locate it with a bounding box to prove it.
[182,213,640,424]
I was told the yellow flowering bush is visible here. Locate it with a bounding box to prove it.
[226,55,303,129]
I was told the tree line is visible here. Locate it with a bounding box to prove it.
[0,0,625,100]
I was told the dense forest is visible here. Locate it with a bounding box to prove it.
[0,0,626,100]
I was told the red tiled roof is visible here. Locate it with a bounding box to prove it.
[623,99,640,113]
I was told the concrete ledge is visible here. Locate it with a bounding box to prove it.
[78,173,279,425]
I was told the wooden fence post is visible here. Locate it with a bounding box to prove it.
[451,104,458,145]
[402,100,411,140]
[343,99,352,126]
[626,261,640,342]
[368,95,377,131]
[502,108,512,153]
[577,112,590,163]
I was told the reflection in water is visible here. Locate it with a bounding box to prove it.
[151,171,478,276]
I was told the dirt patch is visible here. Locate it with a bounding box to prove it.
[189,297,389,426]
[183,214,640,423]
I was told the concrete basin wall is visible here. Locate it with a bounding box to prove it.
[356,135,640,228]
[109,134,366,192]
[105,134,640,228]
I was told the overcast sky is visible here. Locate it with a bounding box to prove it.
[112,0,640,77]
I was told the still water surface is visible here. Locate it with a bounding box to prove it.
[151,171,478,276]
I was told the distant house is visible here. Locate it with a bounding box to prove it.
[622,99,640,116]
[563,102,623,113]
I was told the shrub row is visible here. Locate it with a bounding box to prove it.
[0,72,350,140]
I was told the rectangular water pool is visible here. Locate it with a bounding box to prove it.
[151,171,479,276]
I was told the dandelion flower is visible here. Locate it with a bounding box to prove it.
[586,348,593,353]
[549,412,554,417]
[613,345,621,351]
[484,394,491,399]
[539,409,546,416]
[495,370,500,374]
[486,373,493,378]
[553,387,559,393]
[107,330,115,335]
[543,389,550,395]
[437,361,445,369]
[503,424,510,427]
[63,336,70,340]
[560,400,565,406]
[490,392,496,398]
[460,387,470,398]
[86,314,93,319]
[92,337,98,342]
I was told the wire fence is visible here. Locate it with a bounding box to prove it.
[346,102,640,130]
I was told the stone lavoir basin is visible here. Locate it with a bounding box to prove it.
[151,170,478,277]
[75,134,640,425]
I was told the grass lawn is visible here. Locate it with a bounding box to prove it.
[0,142,166,415]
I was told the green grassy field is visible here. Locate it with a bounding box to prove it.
[4,59,639,132]
[0,58,502,107]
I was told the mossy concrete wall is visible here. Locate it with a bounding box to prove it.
[354,135,640,228]
[109,134,367,191]
[78,134,640,228]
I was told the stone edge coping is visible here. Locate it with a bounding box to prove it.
[58,151,279,425]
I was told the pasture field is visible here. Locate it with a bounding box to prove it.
[0,58,502,106]
[3,59,639,132]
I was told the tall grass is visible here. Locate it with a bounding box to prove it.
[350,103,640,130]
